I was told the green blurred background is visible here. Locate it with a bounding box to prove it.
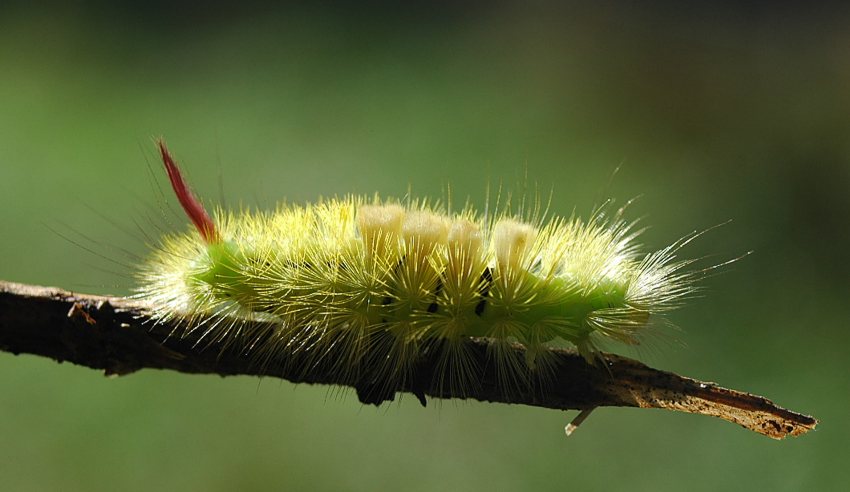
[1,2,847,490]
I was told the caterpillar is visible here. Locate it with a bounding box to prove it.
[139,140,704,408]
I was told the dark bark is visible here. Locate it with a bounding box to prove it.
[0,280,816,439]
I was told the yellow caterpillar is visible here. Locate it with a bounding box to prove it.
[138,141,702,402]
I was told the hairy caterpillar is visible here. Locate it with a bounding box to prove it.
[140,141,706,412]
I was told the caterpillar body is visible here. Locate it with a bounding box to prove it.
[139,142,701,404]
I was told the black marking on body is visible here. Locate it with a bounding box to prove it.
[392,255,407,275]
[381,295,393,323]
[427,277,443,313]
[475,267,493,316]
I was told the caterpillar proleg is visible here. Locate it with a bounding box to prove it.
[139,140,707,417]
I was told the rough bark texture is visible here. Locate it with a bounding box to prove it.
[0,280,816,439]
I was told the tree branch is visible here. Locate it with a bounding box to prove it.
[0,280,816,439]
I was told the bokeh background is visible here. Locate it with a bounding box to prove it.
[1,2,847,491]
